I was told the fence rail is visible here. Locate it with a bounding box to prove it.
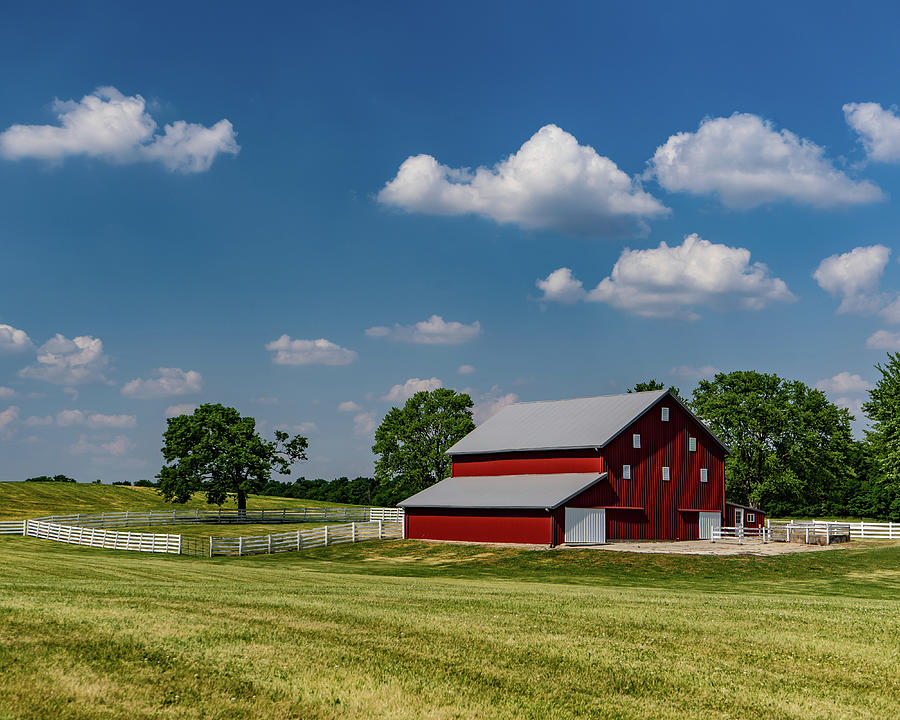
[209,521,403,556]
[711,526,768,543]
[25,520,180,553]
[769,520,894,540]
[0,520,25,535]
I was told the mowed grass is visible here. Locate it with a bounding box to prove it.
[1,536,899,720]
[0,481,359,519]
[123,522,328,538]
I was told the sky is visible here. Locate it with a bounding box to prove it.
[2,0,900,482]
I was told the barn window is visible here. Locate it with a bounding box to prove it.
[623,464,631,480]
[700,468,708,483]
[747,513,756,523]
[633,433,641,448]
[661,407,669,421]
[689,437,697,452]
[662,466,670,482]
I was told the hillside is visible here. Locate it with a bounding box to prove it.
[0,482,361,519]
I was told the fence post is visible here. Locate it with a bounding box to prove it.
[379,519,383,539]
[267,534,272,554]
[891,521,894,539]
[238,536,243,556]
[297,530,301,551]
[178,535,183,555]
[209,536,213,558]
[861,522,865,539]
[23,519,28,537]
[325,525,329,546]
[352,522,356,542]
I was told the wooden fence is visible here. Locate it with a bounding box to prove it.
[769,520,894,541]
[25,519,181,553]
[204,520,403,557]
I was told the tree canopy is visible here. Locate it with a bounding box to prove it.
[372,388,476,505]
[692,371,857,515]
[861,352,900,519]
[156,403,308,510]
[627,380,683,400]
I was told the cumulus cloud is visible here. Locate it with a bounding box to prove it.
[265,336,358,366]
[165,403,198,418]
[866,330,900,350]
[0,87,239,172]
[473,388,519,425]
[278,421,318,434]
[815,372,871,394]
[31,409,137,428]
[378,124,668,237]
[669,365,721,380]
[353,411,377,438]
[366,315,481,345]
[121,368,203,398]
[70,434,134,456]
[338,401,361,412]
[844,102,900,163]
[535,267,585,304]
[0,324,32,354]
[0,386,16,399]
[648,113,883,208]
[540,234,794,319]
[813,245,891,315]
[457,364,476,375]
[24,415,53,426]
[383,377,443,404]
[0,405,19,435]
[19,334,109,385]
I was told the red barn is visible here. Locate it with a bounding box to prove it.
[400,390,765,545]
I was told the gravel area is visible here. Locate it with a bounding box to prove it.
[561,539,848,556]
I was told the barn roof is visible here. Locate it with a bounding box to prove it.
[447,389,729,456]
[398,472,607,510]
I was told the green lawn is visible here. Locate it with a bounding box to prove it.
[0,481,360,519]
[1,535,898,719]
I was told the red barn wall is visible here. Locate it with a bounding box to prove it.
[405,508,552,544]
[452,449,604,477]
[725,504,765,528]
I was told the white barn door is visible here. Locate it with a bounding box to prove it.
[699,512,721,540]
[564,508,606,544]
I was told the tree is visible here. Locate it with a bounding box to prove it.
[861,353,900,519]
[627,380,683,401]
[156,403,308,510]
[692,371,856,515]
[372,389,475,504]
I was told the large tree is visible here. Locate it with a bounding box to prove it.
[157,403,308,510]
[627,379,683,400]
[372,388,475,504]
[692,371,856,515]
[861,353,900,519]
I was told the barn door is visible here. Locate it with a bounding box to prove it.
[564,508,606,544]
[699,512,720,540]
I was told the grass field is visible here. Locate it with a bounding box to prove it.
[0,481,360,519]
[1,532,899,719]
[122,522,328,538]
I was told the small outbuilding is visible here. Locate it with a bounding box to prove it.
[400,389,764,545]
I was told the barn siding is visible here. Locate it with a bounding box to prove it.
[405,509,553,544]
[725,503,765,528]
[452,450,604,477]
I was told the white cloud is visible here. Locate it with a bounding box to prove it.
[866,330,900,350]
[0,87,239,172]
[0,405,19,435]
[378,124,668,237]
[669,365,721,380]
[86,413,137,429]
[28,409,138,428]
[383,377,443,404]
[0,386,16,399]
[165,403,198,418]
[365,315,481,345]
[833,397,865,418]
[536,267,586,304]
[252,396,279,405]
[541,234,794,319]
[24,415,53,426]
[55,409,86,426]
[122,367,203,398]
[813,245,891,314]
[338,400,361,412]
[353,411,377,438]
[815,372,871,394]
[473,389,519,425]
[265,336,358,366]
[844,102,900,163]
[0,324,32,354]
[70,434,134,457]
[648,113,883,208]
[19,334,109,385]
[457,364,476,375]
[280,421,317,434]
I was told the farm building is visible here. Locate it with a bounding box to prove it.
[400,389,765,545]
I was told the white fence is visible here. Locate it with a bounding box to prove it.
[25,520,181,554]
[208,520,403,556]
[770,520,896,540]
[0,520,26,535]
[711,526,768,543]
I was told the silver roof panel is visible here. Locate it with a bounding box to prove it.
[398,472,607,510]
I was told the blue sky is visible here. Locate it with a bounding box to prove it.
[2,1,900,481]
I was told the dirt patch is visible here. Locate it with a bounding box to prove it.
[562,539,853,556]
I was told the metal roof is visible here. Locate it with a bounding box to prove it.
[447,390,669,455]
[398,472,607,510]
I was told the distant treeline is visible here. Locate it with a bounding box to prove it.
[259,476,390,506]
[25,475,76,483]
